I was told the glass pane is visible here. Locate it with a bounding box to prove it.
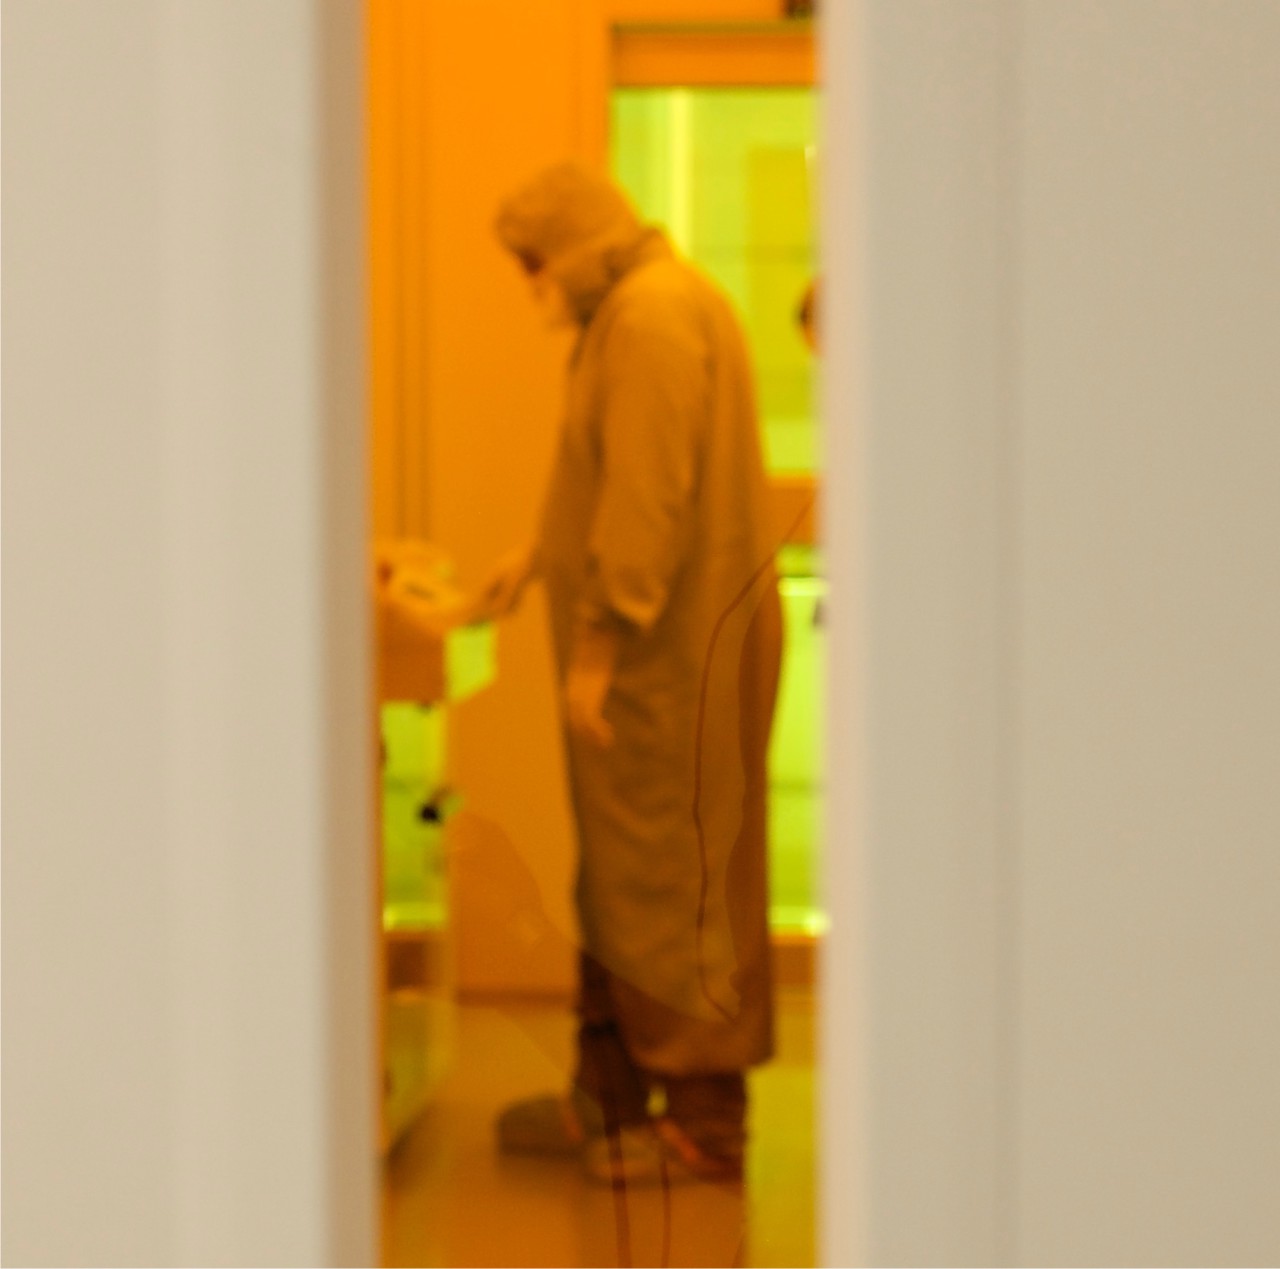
[773,547,827,937]
[611,87,819,475]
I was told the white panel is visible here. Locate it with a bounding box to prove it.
[3,5,176,1262]
[822,3,1021,1265]
[1015,4,1280,1263]
[826,2,1280,1265]
[2,2,374,1264]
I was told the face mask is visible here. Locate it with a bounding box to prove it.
[530,271,576,330]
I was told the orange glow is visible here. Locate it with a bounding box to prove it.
[370,2,821,1260]
[614,27,815,87]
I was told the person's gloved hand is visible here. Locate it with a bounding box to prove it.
[471,543,539,622]
[565,620,619,749]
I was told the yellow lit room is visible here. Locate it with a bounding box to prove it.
[368,2,823,1265]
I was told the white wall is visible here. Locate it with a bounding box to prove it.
[2,3,376,1265]
[1014,5,1280,1263]
[823,2,1022,1263]
[823,2,1280,1265]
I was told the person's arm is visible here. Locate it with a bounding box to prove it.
[564,292,706,747]
[469,540,541,622]
[564,615,621,748]
[579,291,706,634]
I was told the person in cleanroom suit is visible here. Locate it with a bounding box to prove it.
[474,163,782,1184]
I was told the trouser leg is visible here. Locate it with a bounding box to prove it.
[663,1072,748,1162]
[573,952,650,1133]
[575,954,750,1159]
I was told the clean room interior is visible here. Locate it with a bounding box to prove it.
[367,2,823,1264]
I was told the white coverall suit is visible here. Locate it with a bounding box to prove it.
[495,165,782,1163]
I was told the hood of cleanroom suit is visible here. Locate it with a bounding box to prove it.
[497,164,783,1075]
[496,164,658,326]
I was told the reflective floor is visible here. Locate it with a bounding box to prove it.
[383,988,816,1268]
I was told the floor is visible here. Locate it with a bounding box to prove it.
[382,988,816,1268]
